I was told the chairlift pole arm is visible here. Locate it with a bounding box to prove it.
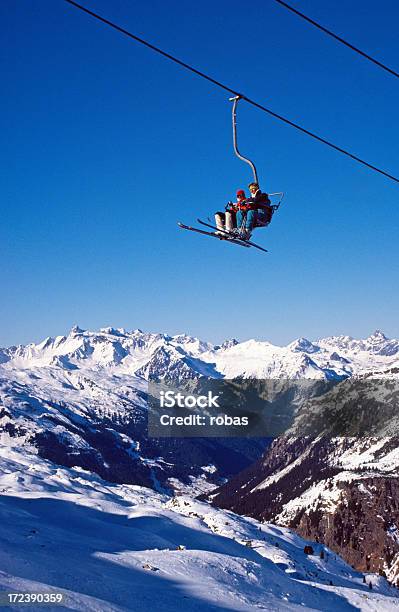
[229,96,258,185]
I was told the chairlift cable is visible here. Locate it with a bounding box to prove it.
[63,0,399,185]
[273,0,399,80]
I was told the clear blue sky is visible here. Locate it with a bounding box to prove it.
[1,0,398,347]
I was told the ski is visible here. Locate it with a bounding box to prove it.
[178,223,251,248]
[199,218,237,238]
[197,219,269,253]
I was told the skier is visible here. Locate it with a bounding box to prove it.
[235,182,272,240]
[215,189,247,236]
[178,98,282,254]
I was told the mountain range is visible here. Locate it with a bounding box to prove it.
[1,325,399,587]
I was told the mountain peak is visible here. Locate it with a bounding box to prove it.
[219,339,239,350]
[99,327,127,337]
[288,337,320,354]
[368,329,388,342]
[70,325,85,335]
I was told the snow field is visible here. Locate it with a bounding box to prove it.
[0,447,398,611]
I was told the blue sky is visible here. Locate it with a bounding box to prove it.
[1,0,398,347]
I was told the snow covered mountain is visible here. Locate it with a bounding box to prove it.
[2,326,399,380]
[0,326,271,494]
[1,444,398,611]
[1,326,399,489]
[207,435,399,585]
[2,324,399,590]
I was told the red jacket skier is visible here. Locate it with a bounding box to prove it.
[215,189,247,235]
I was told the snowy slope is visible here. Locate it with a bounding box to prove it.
[208,435,399,585]
[1,445,398,611]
